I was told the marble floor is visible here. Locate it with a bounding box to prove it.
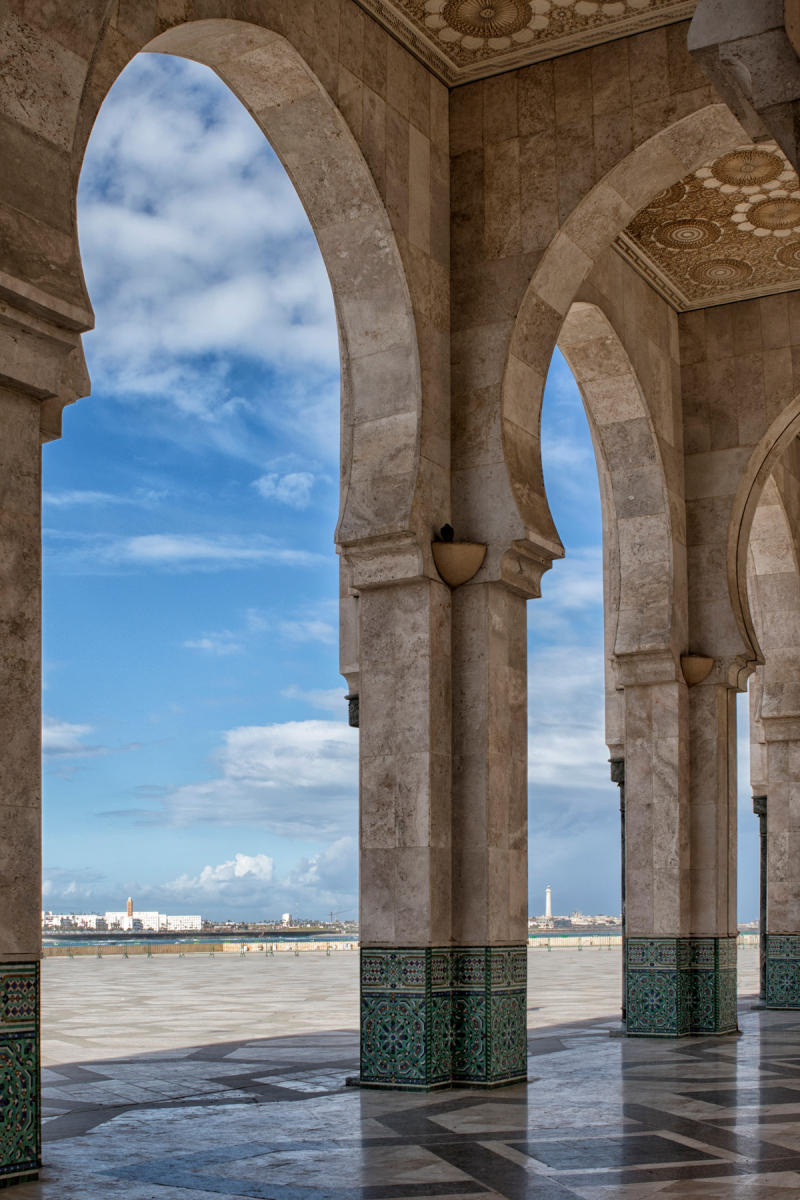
[15,946,800,1198]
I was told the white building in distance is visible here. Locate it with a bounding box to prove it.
[104,910,202,932]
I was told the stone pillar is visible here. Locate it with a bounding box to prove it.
[0,387,44,1185]
[356,571,454,1089]
[354,543,532,1089]
[753,795,767,1004]
[610,758,626,1020]
[759,719,800,1008]
[620,658,737,1037]
[0,293,87,1185]
[449,580,528,1087]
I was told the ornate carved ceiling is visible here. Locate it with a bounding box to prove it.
[617,142,800,311]
[356,0,696,83]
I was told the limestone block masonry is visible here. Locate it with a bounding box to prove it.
[626,937,738,1036]
[766,935,800,1008]
[360,947,527,1088]
[0,963,39,1187]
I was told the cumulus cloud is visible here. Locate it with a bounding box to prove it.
[253,471,315,509]
[158,838,357,915]
[164,852,275,895]
[77,53,340,464]
[105,720,358,839]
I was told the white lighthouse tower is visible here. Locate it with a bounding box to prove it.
[545,885,552,921]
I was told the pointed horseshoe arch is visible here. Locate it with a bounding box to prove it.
[500,104,747,559]
[73,14,423,550]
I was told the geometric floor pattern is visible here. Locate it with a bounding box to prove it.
[9,1003,800,1196]
[8,946,797,1198]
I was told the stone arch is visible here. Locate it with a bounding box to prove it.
[73,14,423,549]
[556,300,676,752]
[501,103,747,559]
[728,399,800,674]
[747,469,800,733]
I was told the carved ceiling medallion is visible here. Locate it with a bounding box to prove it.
[618,141,800,310]
[441,0,533,40]
[356,0,696,82]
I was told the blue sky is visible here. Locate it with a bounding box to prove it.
[42,52,758,923]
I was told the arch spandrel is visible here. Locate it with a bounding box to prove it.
[501,104,748,565]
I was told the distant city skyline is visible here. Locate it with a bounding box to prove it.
[41,52,759,924]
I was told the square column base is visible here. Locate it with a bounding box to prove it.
[360,946,527,1089]
[626,938,737,1036]
[766,935,800,1007]
[0,962,40,1187]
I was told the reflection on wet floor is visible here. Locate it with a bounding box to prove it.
[15,946,798,1199]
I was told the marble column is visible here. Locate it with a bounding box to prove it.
[449,579,528,1087]
[752,795,767,1004]
[0,387,44,1185]
[610,758,626,1020]
[620,658,738,1037]
[355,549,530,1088]
[0,290,88,1184]
[758,719,800,1008]
[357,571,455,1089]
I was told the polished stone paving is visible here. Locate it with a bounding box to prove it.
[15,946,800,1198]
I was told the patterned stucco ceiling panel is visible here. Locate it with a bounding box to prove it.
[356,0,697,83]
[617,142,800,310]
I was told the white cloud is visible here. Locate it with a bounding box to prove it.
[164,852,275,895]
[158,839,357,914]
[42,716,95,757]
[279,618,336,644]
[43,488,165,508]
[78,54,340,465]
[282,685,345,715]
[45,531,324,573]
[183,631,242,655]
[254,471,315,509]
[111,720,358,839]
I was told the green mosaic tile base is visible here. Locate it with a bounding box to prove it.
[766,934,800,1009]
[361,947,526,1089]
[0,963,40,1186]
[626,938,737,1037]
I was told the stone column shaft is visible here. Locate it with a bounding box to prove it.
[358,574,527,1088]
[622,671,737,1036]
[759,724,800,1007]
[0,387,43,1186]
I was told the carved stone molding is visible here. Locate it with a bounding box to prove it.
[356,0,696,83]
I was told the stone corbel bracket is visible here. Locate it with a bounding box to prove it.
[0,271,93,442]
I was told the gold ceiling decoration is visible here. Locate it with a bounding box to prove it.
[617,142,800,310]
[355,0,696,82]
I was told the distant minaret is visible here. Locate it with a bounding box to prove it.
[545,886,552,920]
[127,896,133,918]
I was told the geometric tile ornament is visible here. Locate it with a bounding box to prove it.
[626,937,738,1036]
[0,963,40,1186]
[765,934,800,1009]
[355,0,696,83]
[360,946,527,1088]
[618,141,800,310]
